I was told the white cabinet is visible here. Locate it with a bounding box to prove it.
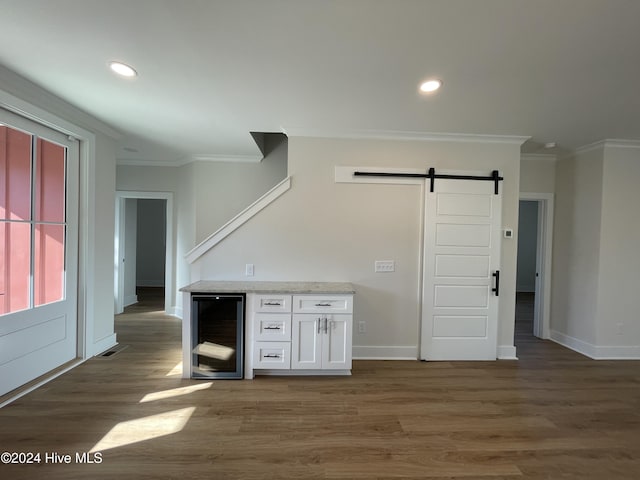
[291,313,352,370]
[247,292,353,377]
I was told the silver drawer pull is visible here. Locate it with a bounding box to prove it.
[315,303,332,307]
[264,302,282,306]
[263,354,281,358]
[263,326,281,330]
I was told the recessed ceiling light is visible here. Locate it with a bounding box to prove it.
[109,61,137,78]
[419,79,442,93]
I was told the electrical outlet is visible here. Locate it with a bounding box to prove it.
[245,263,254,276]
[616,323,624,335]
[375,260,395,273]
[358,321,366,333]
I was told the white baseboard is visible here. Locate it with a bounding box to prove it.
[497,345,518,360]
[352,345,418,360]
[550,330,640,360]
[550,330,596,358]
[123,295,138,307]
[91,334,118,358]
[167,306,183,318]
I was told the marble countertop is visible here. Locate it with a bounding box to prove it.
[180,281,355,294]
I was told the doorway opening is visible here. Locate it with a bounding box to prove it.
[114,191,174,316]
[515,194,554,348]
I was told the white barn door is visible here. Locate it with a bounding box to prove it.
[421,176,502,360]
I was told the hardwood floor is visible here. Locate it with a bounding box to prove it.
[1,292,639,479]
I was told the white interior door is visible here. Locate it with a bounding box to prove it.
[421,176,502,360]
[0,109,78,396]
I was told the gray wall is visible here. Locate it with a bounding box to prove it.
[516,201,538,292]
[123,198,138,305]
[136,199,166,287]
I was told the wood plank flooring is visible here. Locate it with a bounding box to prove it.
[1,291,639,479]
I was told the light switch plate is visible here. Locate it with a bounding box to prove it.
[375,260,395,272]
[245,263,254,276]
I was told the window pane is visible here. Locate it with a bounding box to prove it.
[0,221,31,315]
[34,223,65,306]
[0,125,32,221]
[35,138,65,223]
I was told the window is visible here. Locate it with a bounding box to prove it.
[1,123,67,315]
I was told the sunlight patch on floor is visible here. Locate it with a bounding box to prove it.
[140,382,212,403]
[90,407,196,453]
[166,361,183,376]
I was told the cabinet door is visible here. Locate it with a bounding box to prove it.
[323,314,352,370]
[291,314,322,369]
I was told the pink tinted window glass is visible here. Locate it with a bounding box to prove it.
[1,126,33,315]
[0,222,31,314]
[34,224,64,306]
[1,126,32,221]
[35,138,65,223]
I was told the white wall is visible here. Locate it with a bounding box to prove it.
[116,136,287,314]
[194,134,288,243]
[551,142,640,358]
[116,165,191,315]
[520,154,556,193]
[136,199,166,287]
[595,144,640,354]
[551,146,604,350]
[192,135,522,358]
[516,201,538,292]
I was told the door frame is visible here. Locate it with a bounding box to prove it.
[518,193,554,339]
[114,191,173,315]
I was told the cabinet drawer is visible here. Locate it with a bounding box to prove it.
[293,295,353,314]
[253,294,292,313]
[254,314,292,341]
[253,342,291,369]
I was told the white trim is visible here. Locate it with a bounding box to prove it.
[253,369,351,376]
[520,153,557,162]
[282,127,529,145]
[551,331,640,360]
[168,306,183,319]
[590,346,640,360]
[497,345,518,360]
[602,139,640,150]
[519,193,554,340]
[91,334,118,357]
[116,158,184,167]
[550,331,596,358]
[123,295,138,308]
[186,176,292,264]
[114,191,174,315]
[352,345,418,360]
[0,66,121,140]
[0,359,85,408]
[191,153,263,163]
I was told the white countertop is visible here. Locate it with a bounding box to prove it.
[180,281,355,294]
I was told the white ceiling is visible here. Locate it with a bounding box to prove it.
[1,0,639,164]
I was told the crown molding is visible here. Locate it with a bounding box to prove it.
[0,65,122,140]
[116,158,183,167]
[281,127,529,146]
[561,138,640,160]
[521,153,557,162]
[190,153,264,163]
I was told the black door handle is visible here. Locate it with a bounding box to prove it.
[492,270,500,296]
